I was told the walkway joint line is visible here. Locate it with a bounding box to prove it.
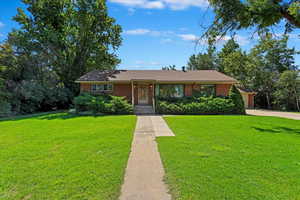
[119,116,174,200]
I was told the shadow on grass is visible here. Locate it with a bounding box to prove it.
[37,113,107,120]
[252,126,300,135]
[0,111,109,122]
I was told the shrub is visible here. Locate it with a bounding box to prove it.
[74,94,133,114]
[156,97,236,115]
[0,101,12,117]
[229,85,246,114]
[157,101,184,114]
[110,96,133,114]
[74,93,95,112]
[157,96,195,104]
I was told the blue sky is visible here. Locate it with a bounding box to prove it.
[1,0,299,70]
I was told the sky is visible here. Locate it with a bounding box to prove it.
[0,0,300,70]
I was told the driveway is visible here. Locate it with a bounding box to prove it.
[246,109,300,120]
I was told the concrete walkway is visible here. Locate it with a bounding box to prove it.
[119,116,174,200]
[247,109,300,120]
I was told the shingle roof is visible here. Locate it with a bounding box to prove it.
[237,86,257,94]
[76,70,237,83]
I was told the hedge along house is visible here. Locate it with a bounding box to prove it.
[76,69,255,114]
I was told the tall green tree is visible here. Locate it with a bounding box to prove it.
[187,43,218,70]
[218,37,240,72]
[13,0,122,93]
[274,70,300,111]
[222,50,250,88]
[207,0,300,36]
[248,33,298,109]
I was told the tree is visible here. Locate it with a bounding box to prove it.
[0,78,12,117]
[162,65,176,70]
[13,0,122,93]
[274,70,300,111]
[187,43,218,70]
[222,50,250,88]
[247,33,298,109]
[229,85,245,114]
[218,37,240,72]
[207,0,300,36]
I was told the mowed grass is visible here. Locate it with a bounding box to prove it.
[157,116,300,200]
[0,113,136,200]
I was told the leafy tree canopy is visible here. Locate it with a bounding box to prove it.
[187,43,218,70]
[218,37,241,72]
[162,65,177,70]
[274,70,300,111]
[207,0,300,36]
[12,0,122,92]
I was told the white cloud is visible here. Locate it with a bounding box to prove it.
[128,7,136,15]
[161,38,173,43]
[0,22,4,28]
[110,0,164,9]
[109,0,209,10]
[178,34,199,42]
[144,1,164,9]
[274,33,300,40]
[124,29,152,35]
[162,0,209,10]
[124,28,250,46]
[177,33,250,46]
[124,28,174,37]
[217,35,250,46]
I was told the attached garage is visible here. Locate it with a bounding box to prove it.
[238,88,256,109]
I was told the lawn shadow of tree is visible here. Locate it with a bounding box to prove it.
[0,111,111,122]
[37,113,107,120]
[252,126,300,135]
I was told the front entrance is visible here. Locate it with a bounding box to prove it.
[138,85,149,104]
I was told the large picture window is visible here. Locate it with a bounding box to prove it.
[157,84,184,98]
[91,84,113,92]
[193,85,216,97]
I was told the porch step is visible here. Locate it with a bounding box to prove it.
[134,105,155,115]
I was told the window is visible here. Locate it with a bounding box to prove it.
[157,85,184,98]
[192,85,215,97]
[91,84,113,92]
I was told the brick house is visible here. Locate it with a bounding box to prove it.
[76,69,255,113]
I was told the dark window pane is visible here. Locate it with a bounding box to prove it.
[193,85,215,97]
[158,85,184,98]
[91,84,113,92]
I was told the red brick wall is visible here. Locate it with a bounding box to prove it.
[113,84,132,103]
[80,83,91,93]
[216,84,232,96]
[184,84,193,97]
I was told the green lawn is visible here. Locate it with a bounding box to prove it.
[0,113,136,200]
[157,116,300,200]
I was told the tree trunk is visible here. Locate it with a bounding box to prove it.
[266,93,271,109]
[296,96,300,112]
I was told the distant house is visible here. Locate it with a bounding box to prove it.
[76,69,255,113]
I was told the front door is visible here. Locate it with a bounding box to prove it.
[138,85,149,104]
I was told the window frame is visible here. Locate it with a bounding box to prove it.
[156,84,185,98]
[192,84,216,97]
[91,83,113,93]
